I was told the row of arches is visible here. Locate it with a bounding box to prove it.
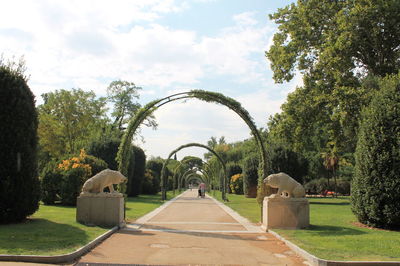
[116,90,269,204]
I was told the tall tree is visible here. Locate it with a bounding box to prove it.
[266,0,400,154]
[38,89,108,158]
[107,80,157,132]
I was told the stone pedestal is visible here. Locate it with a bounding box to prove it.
[262,197,309,230]
[76,193,124,227]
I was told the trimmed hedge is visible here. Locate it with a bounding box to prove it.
[0,62,40,223]
[127,146,146,197]
[242,154,259,198]
[351,74,400,229]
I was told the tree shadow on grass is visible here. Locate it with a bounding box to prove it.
[0,218,89,255]
[310,201,350,206]
[304,224,366,236]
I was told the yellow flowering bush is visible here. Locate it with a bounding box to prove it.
[230,173,243,195]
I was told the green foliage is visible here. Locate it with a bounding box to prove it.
[87,138,120,170]
[352,73,400,229]
[59,167,87,206]
[118,91,267,202]
[141,169,160,195]
[0,59,40,223]
[41,151,107,206]
[269,145,308,183]
[38,89,108,158]
[40,163,63,204]
[242,154,259,198]
[127,145,146,197]
[230,174,243,195]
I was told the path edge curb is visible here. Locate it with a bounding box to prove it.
[0,192,185,264]
[268,229,400,266]
[0,225,119,264]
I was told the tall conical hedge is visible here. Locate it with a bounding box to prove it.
[351,73,400,229]
[0,62,40,223]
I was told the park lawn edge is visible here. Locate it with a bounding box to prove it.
[212,191,400,261]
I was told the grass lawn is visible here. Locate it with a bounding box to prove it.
[212,191,400,261]
[0,191,177,255]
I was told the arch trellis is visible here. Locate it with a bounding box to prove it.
[117,90,269,203]
[172,157,211,194]
[160,143,228,201]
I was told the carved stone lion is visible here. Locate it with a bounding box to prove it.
[263,172,305,198]
[81,169,127,194]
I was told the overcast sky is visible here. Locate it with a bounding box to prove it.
[1,0,301,160]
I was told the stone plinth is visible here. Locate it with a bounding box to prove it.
[262,197,309,230]
[77,193,124,227]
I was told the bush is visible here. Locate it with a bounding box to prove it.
[269,145,308,183]
[127,146,146,197]
[242,154,259,198]
[226,163,242,193]
[40,162,62,204]
[41,150,107,206]
[141,169,160,194]
[87,138,120,170]
[351,74,400,229]
[230,174,244,194]
[59,167,87,206]
[0,61,40,223]
[304,178,333,195]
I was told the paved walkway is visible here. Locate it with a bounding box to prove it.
[78,190,308,265]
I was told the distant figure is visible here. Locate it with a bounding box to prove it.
[199,182,206,198]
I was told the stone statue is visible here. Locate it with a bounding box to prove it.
[81,169,127,194]
[263,172,305,198]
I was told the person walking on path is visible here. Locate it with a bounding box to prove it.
[199,182,206,198]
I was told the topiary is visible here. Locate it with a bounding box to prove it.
[242,154,259,198]
[351,74,400,229]
[141,169,159,195]
[87,138,120,170]
[0,59,40,223]
[127,145,146,197]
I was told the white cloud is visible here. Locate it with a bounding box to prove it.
[0,2,297,158]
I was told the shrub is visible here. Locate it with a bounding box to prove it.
[59,167,87,206]
[42,149,107,206]
[226,163,242,193]
[230,174,244,195]
[0,60,40,223]
[127,146,146,197]
[304,178,333,195]
[242,154,259,198]
[87,138,120,170]
[269,145,308,183]
[141,169,160,194]
[351,74,400,229]
[40,162,62,205]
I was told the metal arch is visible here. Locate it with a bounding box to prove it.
[160,143,228,201]
[117,90,268,202]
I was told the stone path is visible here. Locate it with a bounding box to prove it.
[78,190,308,265]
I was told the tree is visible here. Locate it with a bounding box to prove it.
[351,73,400,229]
[38,89,108,158]
[127,145,146,197]
[0,58,40,223]
[107,80,157,132]
[266,0,400,154]
[242,154,259,198]
[182,156,203,170]
[87,138,121,170]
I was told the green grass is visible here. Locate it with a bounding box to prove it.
[0,204,108,255]
[212,191,400,261]
[0,191,177,255]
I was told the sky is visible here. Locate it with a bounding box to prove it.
[0,0,301,160]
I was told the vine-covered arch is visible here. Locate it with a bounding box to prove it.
[160,143,228,201]
[117,90,268,203]
[172,157,211,194]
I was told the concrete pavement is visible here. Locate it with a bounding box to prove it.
[78,190,308,265]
